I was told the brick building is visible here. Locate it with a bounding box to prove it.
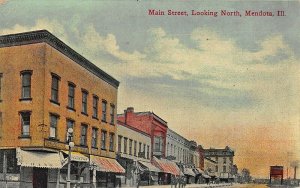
[0,30,124,188]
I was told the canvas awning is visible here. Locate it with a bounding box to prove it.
[184,168,196,177]
[16,148,62,169]
[61,150,89,166]
[90,155,125,173]
[202,174,211,179]
[152,157,181,176]
[138,161,161,172]
[196,168,204,174]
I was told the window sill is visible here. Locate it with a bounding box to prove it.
[109,123,115,126]
[80,145,88,148]
[92,116,99,120]
[81,112,88,116]
[91,147,98,150]
[101,120,107,123]
[50,99,60,106]
[19,98,32,101]
[101,148,107,151]
[48,137,59,141]
[66,106,76,112]
[109,150,115,152]
[18,135,31,139]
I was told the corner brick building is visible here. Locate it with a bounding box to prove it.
[0,30,124,188]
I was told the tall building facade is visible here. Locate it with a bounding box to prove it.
[204,146,235,182]
[0,30,124,188]
[118,107,168,159]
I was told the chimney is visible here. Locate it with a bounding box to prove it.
[124,107,134,125]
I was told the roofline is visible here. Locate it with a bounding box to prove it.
[117,120,151,137]
[117,111,168,127]
[0,30,119,88]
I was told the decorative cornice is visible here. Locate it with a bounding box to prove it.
[0,30,119,88]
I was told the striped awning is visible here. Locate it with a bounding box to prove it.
[152,157,181,176]
[90,155,125,173]
[16,148,62,169]
[138,161,161,172]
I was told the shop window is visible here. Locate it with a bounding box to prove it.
[50,73,60,104]
[20,111,31,136]
[81,90,88,115]
[20,70,32,100]
[92,95,98,119]
[49,114,59,139]
[91,128,98,148]
[0,149,20,173]
[68,82,75,110]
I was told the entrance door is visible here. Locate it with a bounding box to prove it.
[33,167,48,188]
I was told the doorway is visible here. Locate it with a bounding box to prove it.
[33,167,48,188]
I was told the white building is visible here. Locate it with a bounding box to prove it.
[116,121,160,186]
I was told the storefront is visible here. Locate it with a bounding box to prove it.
[138,160,160,185]
[152,157,181,185]
[90,155,125,188]
[183,167,196,184]
[59,150,89,187]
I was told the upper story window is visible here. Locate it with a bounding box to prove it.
[20,71,32,100]
[129,139,133,155]
[80,124,88,146]
[223,157,226,164]
[92,96,98,119]
[123,137,128,154]
[49,114,59,139]
[109,133,114,151]
[154,136,163,152]
[110,104,115,125]
[139,142,142,154]
[66,119,74,142]
[101,130,107,150]
[91,128,98,148]
[223,165,226,172]
[68,82,75,110]
[216,165,219,172]
[81,90,88,115]
[101,100,107,122]
[51,73,60,104]
[0,73,3,101]
[20,111,31,136]
[118,135,122,153]
[147,145,150,159]
[134,141,137,156]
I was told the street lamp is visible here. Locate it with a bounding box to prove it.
[66,128,74,188]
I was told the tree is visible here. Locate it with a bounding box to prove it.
[241,168,252,183]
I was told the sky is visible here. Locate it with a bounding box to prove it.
[1,0,300,178]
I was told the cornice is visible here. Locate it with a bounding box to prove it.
[0,30,119,88]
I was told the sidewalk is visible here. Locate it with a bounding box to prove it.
[139,183,234,188]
